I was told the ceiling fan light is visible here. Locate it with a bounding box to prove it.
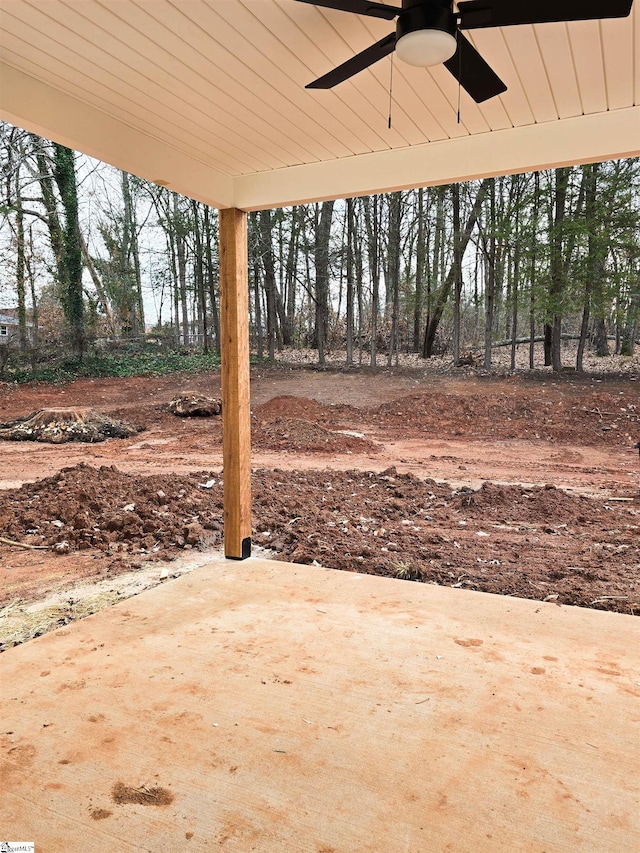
[396,29,457,67]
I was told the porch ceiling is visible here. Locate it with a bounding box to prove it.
[1,0,639,209]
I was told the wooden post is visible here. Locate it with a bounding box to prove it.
[219,207,252,559]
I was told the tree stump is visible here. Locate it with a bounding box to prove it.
[167,394,222,417]
[0,408,143,443]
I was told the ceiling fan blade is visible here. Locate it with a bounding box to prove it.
[444,32,507,103]
[294,0,400,21]
[306,33,396,88]
[458,0,634,30]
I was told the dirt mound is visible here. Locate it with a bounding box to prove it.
[0,408,142,443]
[254,394,328,421]
[251,468,639,615]
[253,394,357,425]
[0,463,223,559]
[0,464,638,616]
[454,481,593,525]
[251,394,375,453]
[370,389,640,447]
[254,417,378,454]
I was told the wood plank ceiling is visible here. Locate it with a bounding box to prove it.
[1,0,639,209]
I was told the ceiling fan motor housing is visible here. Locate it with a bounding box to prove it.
[396,0,457,42]
[395,0,458,66]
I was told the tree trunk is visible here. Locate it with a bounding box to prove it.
[14,181,28,354]
[122,171,145,335]
[314,201,335,365]
[53,143,85,360]
[25,227,39,367]
[258,209,278,361]
[510,198,521,371]
[354,209,364,364]
[166,230,180,345]
[577,165,597,372]
[423,179,490,358]
[413,188,425,353]
[387,192,402,367]
[424,185,446,355]
[175,217,189,345]
[345,198,355,366]
[203,205,220,353]
[483,180,497,370]
[549,168,570,372]
[621,316,637,356]
[284,207,300,346]
[529,172,540,369]
[452,183,462,365]
[620,275,638,356]
[33,140,65,290]
[191,201,209,353]
[363,196,381,366]
[79,232,116,335]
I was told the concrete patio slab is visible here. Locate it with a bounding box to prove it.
[1,558,638,852]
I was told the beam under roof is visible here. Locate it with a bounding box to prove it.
[235,107,640,209]
[0,62,235,209]
[4,59,639,210]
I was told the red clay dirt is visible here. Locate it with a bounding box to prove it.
[1,364,639,635]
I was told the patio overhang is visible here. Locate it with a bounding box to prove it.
[2,1,639,210]
[2,60,639,211]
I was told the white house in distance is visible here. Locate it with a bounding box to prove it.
[0,309,19,342]
[0,308,32,344]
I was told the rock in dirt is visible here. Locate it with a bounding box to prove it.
[0,408,142,444]
[168,394,222,417]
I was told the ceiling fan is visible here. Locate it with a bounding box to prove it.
[295,0,634,103]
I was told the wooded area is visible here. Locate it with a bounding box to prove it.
[1,121,638,376]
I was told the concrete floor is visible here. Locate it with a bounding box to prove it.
[1,558,639,853]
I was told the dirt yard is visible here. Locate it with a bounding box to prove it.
[1,361,639,649]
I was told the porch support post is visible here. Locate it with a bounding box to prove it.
[219,207,252,560]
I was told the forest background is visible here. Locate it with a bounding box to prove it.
[1,120,639,381]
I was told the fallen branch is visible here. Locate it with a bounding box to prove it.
[589,595,628,605]
[490,334,635,349]
[0,535,49,551]
[587,408,616,417]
